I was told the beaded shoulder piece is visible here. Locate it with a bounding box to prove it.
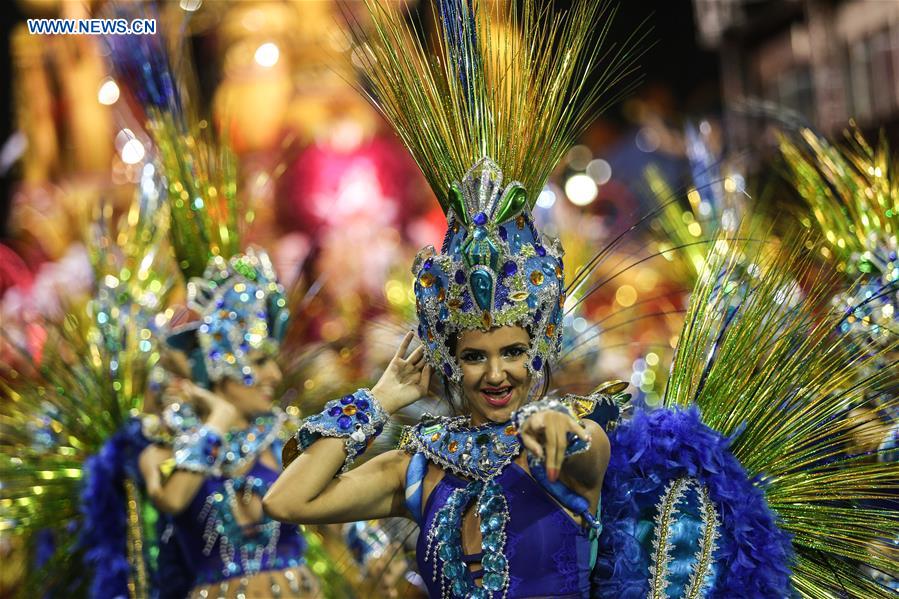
[142,405,292,476]
[398,415,521,482]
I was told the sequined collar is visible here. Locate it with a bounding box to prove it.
[219,409,286,475]
[149,405,287,475]
[400,415,521,481]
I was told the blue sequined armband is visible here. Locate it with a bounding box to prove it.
[295,389,388,472]
[173,425,224,474]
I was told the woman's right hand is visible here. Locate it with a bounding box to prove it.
[371,331,432,415]
[170,379,238,435]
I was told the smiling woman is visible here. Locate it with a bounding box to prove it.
[261,0,636,595]
[456,327,531,416]
[137,249,320,599]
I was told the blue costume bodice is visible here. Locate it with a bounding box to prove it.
[169,454,307,587]
[413,460,594,598]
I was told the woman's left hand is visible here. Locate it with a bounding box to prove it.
[519,410,590,482]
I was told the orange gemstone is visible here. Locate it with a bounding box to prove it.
[482,311,492,328]
[343,405,358,416]
[448,440,459,452]
[420,273,435,288]
[516,215,526,229]
[555,265,562,277]
[437,288,446,302]
[504,425,517,436]
[448,299,462,309]
[546,324,556,337]
[530,271,544,285]
[431,432,441,442]
[510,291,528,302]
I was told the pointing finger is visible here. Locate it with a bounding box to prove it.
[395,331,414,359]
[407,345,425,364]
[521,432,544,460]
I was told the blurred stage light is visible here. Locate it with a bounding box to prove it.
[98,78,120,105]
[536,186,557,208]
[616,284,637,307]
[586,158,612,185]
[115,129,145,165]
[565,144,592,170]
[255,42,280,68]
[635,127,660,153]
[564,174,598,206]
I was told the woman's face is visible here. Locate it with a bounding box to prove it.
[218,349,282,418]
[455,326,532,425]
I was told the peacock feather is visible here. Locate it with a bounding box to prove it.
[664,233,898,597]
[350,0,648,210]
[0,189,175,596]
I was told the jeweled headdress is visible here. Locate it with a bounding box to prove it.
[353,0,645,381]
[168,248,289,386]
[413,158,564,380]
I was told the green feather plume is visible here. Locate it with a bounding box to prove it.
[352,0,648,209]
[666,233,898,596]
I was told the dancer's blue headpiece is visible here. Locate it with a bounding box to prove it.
[168,248,289,387]
[413,158,565,382]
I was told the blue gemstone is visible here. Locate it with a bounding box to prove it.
[436,321,445,334]
[445,561,465,578]
[451,578,470,597]
[471,588,490,599]
[356,399,370,410]
[502,261,517,277]
[455,270,466,284]
[535,245,546,257]
[482,552,507,572]
[242,374,254,385]
[337,415,353,430]
[438,543,460,560]
[482,494,504,513]
[533,310,543,323]
[473,227,487,240]
[418,323,425,337]
[482,531,500,552]
[423,258,433,270]
[532,356,543,370]
[443,363,453,377]
[473,212,488,226]
[328,406,343,417]
[469,270,494,311]
[340,394,354,405]
[439,306,449,319]
[482,572,505,591]
[357,412,370,424]
[484,513,503,531]
[498,226,508,241]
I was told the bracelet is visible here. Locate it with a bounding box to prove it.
[511,397,590,459]
[172,424,224,474]
[294,389,388,472]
